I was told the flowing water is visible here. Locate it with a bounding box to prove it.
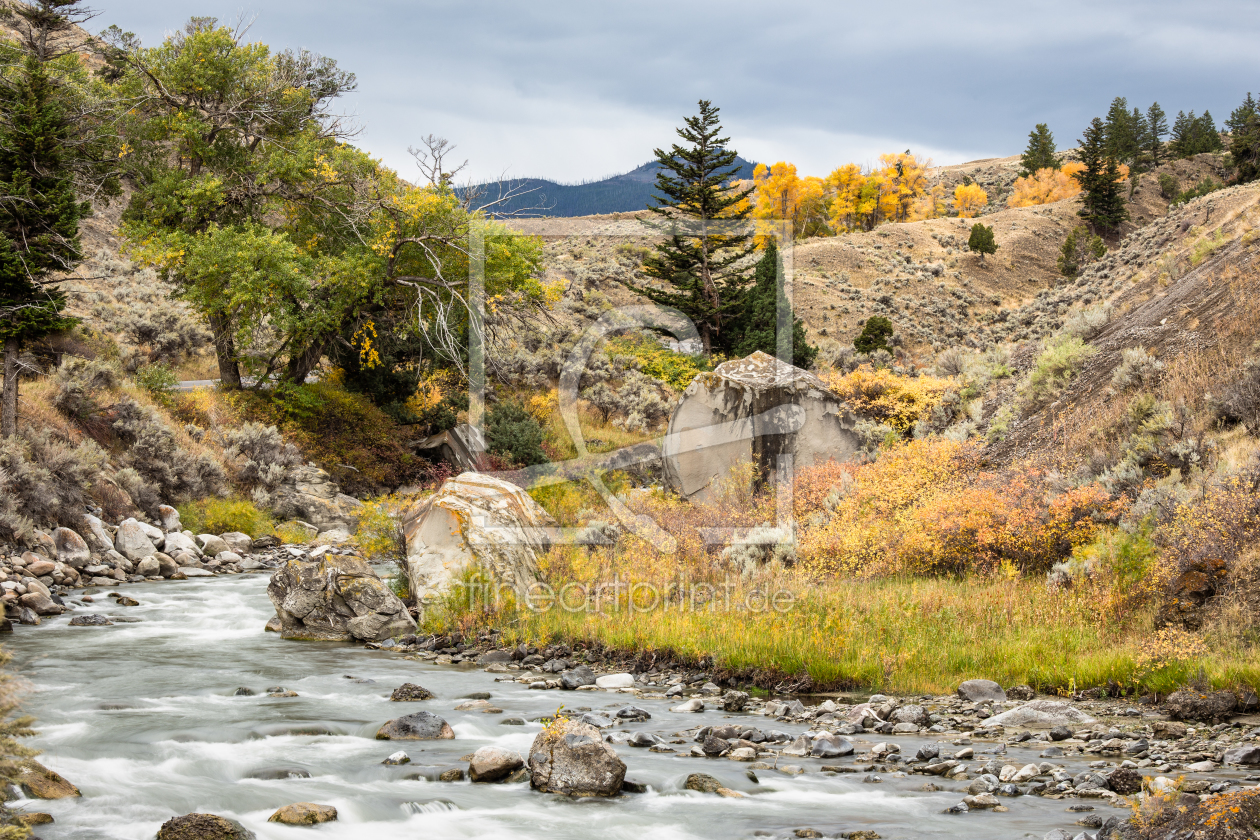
[12,573,1128,839]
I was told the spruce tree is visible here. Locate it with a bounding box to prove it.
[1146,102,1169,166]
[730,239,817,368]
[1230,100,1260,184]
[1104,97,1141,164]
[1197,110,1224,152]
[624,100,754,356]
[967,222,998,263]
[1227,93,1258,135]
[1074,117,1129,233]
[0,0,98,437]
[1019,123,1058,176]
[1169,110,1192,158]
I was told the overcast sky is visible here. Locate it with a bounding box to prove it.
[93,0,1260,184]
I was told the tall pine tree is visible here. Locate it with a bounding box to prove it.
[1075,117,1129,233]
[624,100,754,355]
[729,239,817,368]
[1229,93,1260,185]
[1019,123,1058,176]
[1146,102,1168,166]
[1103,97,1142,164]
[0,0,100,437]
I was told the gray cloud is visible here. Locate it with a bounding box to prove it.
[95,0,1260,182]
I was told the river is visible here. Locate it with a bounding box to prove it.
[12,573,1127,839]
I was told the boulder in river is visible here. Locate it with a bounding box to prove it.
[984,700,1096,728]
[560,665,595,690]
[18,592,63,616]
[157,813,255,840]
[267,802,338,824]
[266,554,415,642]
[158,505,182,533]
[469,745,525,782]
[390,682,435,701]
[527,717,626,797]
[68,614,113,626]
[402,472,552,603]
[1165,688,1238,723]
[15,759,80,799]
[376,711,455,740]
[661,352,860,503]
[683,772,743,797]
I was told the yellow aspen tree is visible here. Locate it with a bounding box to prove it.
[826,163,866,232]
[752,161,801,244]
[952,183,989,218]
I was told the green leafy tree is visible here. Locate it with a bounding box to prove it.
[622,100,754,355]
[1057,225,1106,278]
[1019,123,1058,176]
[854,315,893,354]
[968,222,998,263]
[730,239,817,368]
[1074,117,1129,232]
[1145,102,1168,166]
[0,0,117,437]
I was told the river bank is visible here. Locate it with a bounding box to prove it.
[7,571,1260,839]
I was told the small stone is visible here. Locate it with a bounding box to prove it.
[671,698,704,713]
[68,614,112,626]
[157,813,251,840]
[595,673,634,689]
[382,751,410,765]
[268,802,337,825]
[376,711,454,740]
[439,768,465,781]
[468,746,524,782]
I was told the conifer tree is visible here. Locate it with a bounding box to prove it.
[1229,95,1260,185]
[967,222,998,263]
[1169,110,1192,158]
[1074,117,1129,233]
[0,0,103,437]
[1146,102,1169,166]
[1227,93,1258,135]
[1198,110,1224,152]
[624,100,754,355]
[1103,97,1142,164]
[1019,123,1058,176]
[729,239,817,368]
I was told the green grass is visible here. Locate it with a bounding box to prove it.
[177,497,274,537]
[433,574,1260,695]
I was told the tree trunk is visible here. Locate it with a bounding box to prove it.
[1,337,18,438]
[208,311,241,389]
[284,338,325,385]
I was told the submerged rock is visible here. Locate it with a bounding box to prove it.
[376,711,455,740]
[15,760,80,799]
[527,717,626,797]
[157,813,255,840]
[266,554,414,642]
[267,802,337,825]
[390,683,435,701]
[403,473,552,603]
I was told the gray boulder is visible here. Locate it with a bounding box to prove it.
[157,813,254,840]
[82,514,114,552]
[137,520,165,549]
[1165,689,1237,723]
[219,532,252,554]
[198,534,230,556]
[722,690,750,712]
[51,527,90,568]
[985,700,1096,728]
[155,553,179,577]
[560,665,596,690]
[528,717,626,797]
[115,520,158,562]
[163,531,201,557]
[892,704,929,726]
[468,746,524,782]
[376,711,454,740]
[662,351,860,503]
[1225,746,1260,765]
[19,592,63,616]
[158,505,182,533]
[267,554,415,642]
[957,679,1006,703]
[136,556,160,577]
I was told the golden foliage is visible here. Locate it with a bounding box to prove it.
[951,183,988,218]
[1008,162,1084,207]
[821,366,954,433]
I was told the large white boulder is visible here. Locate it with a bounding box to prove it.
[662,351,860,502]
[985,700,1096,729]
[403,473,552,604]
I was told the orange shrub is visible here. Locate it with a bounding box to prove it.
[795,438,1121,577]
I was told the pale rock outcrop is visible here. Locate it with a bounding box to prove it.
[198,534,230,556]
[219,532,252,554]
[403,473,552,603]
[162,531,202,557]
[267,554,414,642]
[137,520,166,550]
[114,520,158,562]
[662,351,860,502]
[271,465,361,529]
[985,700,1097,728]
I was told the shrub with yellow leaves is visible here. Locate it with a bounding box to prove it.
[821,366,953,434]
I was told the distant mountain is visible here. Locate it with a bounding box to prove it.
[461,156,758,218]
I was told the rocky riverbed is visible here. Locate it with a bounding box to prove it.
[8,569,1260,839]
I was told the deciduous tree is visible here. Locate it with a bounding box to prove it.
[951,183,987,218]
[1007,161,1085,207]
